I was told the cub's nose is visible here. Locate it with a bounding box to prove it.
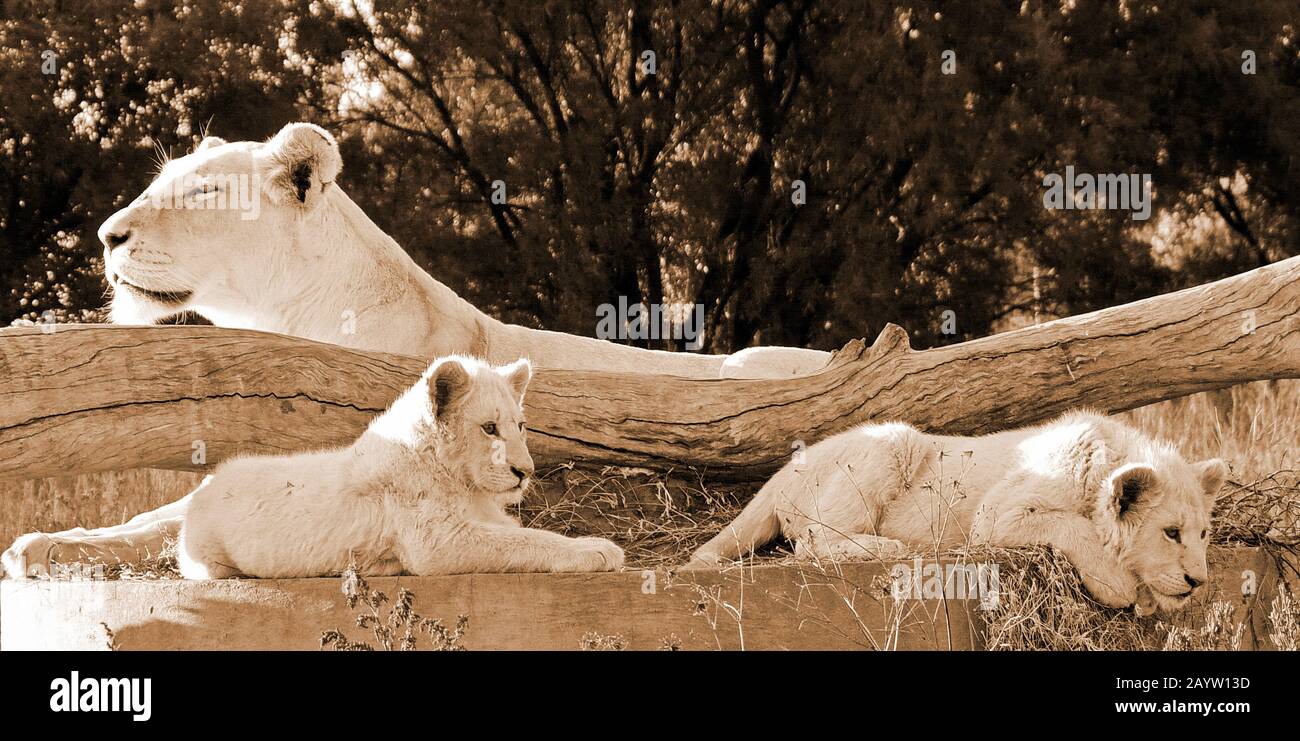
[1184,574,1203,589]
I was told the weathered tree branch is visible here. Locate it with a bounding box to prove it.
[1,256,1297,483]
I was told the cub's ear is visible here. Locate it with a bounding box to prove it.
[1100,463,1159,522]
[429,358,471,421]
[498,359,532,403]
[1194,458,1228,504]
[261,122,342,209]
[195,135,227,152]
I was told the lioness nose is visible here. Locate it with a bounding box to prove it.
[102,228,131,249]
[510,465,532,481]
[99,206,136,250]
[1184,574,1203,589]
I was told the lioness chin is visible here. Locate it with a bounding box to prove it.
[684,411,1226,615]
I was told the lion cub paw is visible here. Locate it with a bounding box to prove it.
[2,533,58,579]
[1133,585,1159,617]
[793,534,909,562]
[564,537,625,572]
[678,551,721,571]
[1078,570,1139,610]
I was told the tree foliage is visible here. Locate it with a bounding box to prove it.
[2,0,1296,351]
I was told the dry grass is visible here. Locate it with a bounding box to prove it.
[979,545,1300,651]
[518,464,765,569]
[964,545,1154,650]
[1120,379,1297,480]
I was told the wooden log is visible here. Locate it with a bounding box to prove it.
[0,256,1297,483]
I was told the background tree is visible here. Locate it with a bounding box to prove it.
[2,0,1297,353]
[0,0,310,322]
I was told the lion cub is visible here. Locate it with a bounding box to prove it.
[686,411,1226,613]
[178,356,624,579]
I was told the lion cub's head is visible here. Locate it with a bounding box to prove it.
[1096,453,1228,613]
[369,355,535,505]
[427,356,535,502]
[98,122,343,326]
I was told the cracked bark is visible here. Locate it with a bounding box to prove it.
[1,257,1297,483]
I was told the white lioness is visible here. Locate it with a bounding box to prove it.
[101,122,829,379]
[685,411,1227,614]
[177,354,623,578]
[2,121,827,577]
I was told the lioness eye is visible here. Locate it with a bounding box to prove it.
[519,422,526,432]
[481,422,498,436]
[1200,529,1207,540]
[1164,527,1181,542]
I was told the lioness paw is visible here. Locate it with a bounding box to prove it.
[2,533,57,579]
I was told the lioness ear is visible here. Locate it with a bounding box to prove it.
[1101,463,1159,521]
[195,135,226,152]
[262,122,342,209]
[1195,458,1228,504]
[498,359,532,403]
[429,358,471,421]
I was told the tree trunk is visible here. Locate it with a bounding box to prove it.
[0,256,1296,483]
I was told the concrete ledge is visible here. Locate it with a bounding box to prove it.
[1,561,985,650]
[0,547,1286,650]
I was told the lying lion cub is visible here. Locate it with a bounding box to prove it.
[178,356,624,579]
[685,411,1226,614]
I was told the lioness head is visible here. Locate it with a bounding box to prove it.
[99,122,342,325]
[1097,455,1228,612]
[423,356,535,504]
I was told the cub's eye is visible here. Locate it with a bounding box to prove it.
[1163,527,1181,542]
[1200,529,1208,540]
[186,182,217,198]
[481,422,498,436]
[519,422,526,432]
